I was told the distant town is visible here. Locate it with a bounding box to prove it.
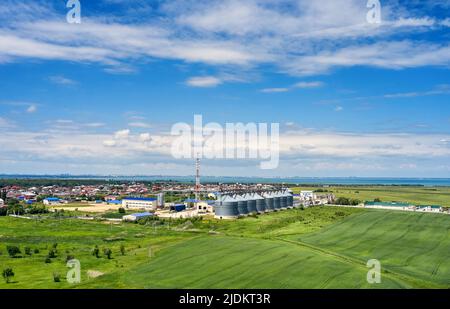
[1,176,448,223]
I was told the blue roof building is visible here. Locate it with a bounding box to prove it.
[123,197,157,201]
[45,197,60,202]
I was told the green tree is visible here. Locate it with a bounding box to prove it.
[6,245,21,258]
[2,268,14,283]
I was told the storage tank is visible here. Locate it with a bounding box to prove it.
[244,193,257,214]
[280,191,288,209]
[263,192,275,212]
[287,190,294,208]
[273,191,281,210]
[253,193,266,213]
[214,195,239,219]
[236,195,249,216]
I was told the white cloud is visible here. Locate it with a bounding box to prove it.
[260,88,289,93]
[139,133,152,142]
[84,122,105,128]
[0,1,446,78]
[293,81,324,88]
[334,106,343,112]
[48,75,77,85]
[442,18,450,27]
[129,122,151,128]
[103,140,117,147]
[114,129,130,139]
[0,124,449,176]
[26,104,37,113]
[186,76,222,87]
[0,117,16,128]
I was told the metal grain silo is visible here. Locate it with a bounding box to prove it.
[244,193,257,214]
[273,191,281,210]
[214,195,239,219]
[286,190,294,208]
[280,191,288,209]
[253,193,266,213]
[236,195,249,216]
[263,192,275,212]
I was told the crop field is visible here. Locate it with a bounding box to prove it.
[291,185,450,206]
[0,205,449,289]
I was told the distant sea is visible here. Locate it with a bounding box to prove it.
[1,175,450,186]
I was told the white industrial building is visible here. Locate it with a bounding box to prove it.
[0,198,4,206]
[43,197,63,205]
[300,191,315,200]
[122,212,153,222]
[122,197,158,210]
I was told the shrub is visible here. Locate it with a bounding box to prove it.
[34,248,40,254]
[2,268,14,283]
[92,245,100,258]
[66,255,75,262]
[24,247,32,256]
[6,245,21,258]
[335,211,346,217]
[53,272,61,282]
[103,248,112,259]
[120,245,126,256]
[118,207,125,214]
[44,257,52,264]
[0,207,7,216]
[374,198,382,202]
[47,249,57,259]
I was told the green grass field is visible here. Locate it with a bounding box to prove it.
[0,205,449,289]
[291,186,450,206]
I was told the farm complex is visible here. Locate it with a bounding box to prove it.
[0,176,449,289]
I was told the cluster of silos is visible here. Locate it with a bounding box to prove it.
[214,190,294,219]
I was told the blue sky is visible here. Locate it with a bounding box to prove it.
[0,0,449,177]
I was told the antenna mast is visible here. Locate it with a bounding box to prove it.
[195,155,200,201]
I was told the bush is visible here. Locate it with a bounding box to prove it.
[6,245,21,258]
[53,272,61,282]
[66,255,75,262]
[374,198,382,202]
[92,245,100,258]
[47,249,57,259]
[118,207,125,214]
[0,207,7,216]
[34,248,40,254]
[103,248,112,259]
[120,245,126,256]
[44,257,52,264]
[27,205,49,214]
[2,268,14,283]
[24,247,32,256]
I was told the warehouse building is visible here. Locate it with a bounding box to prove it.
[122,197,157,210]
[43,197,62,205]
[122,212,153,222]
